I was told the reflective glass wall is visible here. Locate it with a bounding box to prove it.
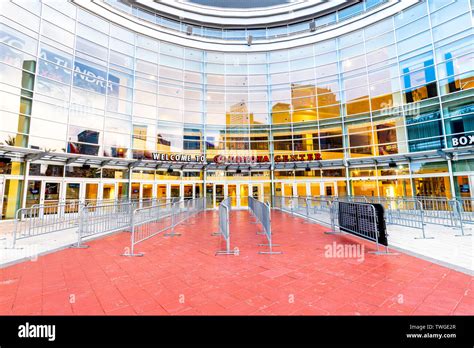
[0,0,473,204]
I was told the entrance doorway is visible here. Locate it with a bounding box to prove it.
[228,184,237,207]
[454,175,473,198]
[85,183,98,205]
[26,180,41,208]
[102,183,115,201]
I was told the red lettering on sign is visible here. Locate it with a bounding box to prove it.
[307,154,314,161]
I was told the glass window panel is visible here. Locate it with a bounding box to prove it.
[397,31,431,56]
[3,2,40,31]
[395,2,427,27]
[0,23,38,57]
[110,24,135,43]
[432,14,472,42]
[76,23,108,46]
[396,16,430,41]
[365,18,393,39]
[35,76,69,101]
[42,4,74,32]
[77,9,109,33]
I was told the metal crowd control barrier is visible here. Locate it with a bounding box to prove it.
[274,194,473,237]
[384,198,431,239]
[8,201,86,249]
[6,197,182,249]
[415,197,470,236]
[124,197,205,257]
[449,199,470,237]
[458,198,474,227]
[214,197,238,255]
[272,195,332,227]
[326,201,396,255]
[75,201,134,248]
[248,196,281,254]
[336,196,369,203]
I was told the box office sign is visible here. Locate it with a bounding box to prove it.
[451,134,474,147]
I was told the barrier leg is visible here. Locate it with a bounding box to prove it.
[122,215,144,257]
[454,219,472,237]
[324,203,343,235]
[415,216,434,240]
[70,206,89,249]
[165,204,182,237]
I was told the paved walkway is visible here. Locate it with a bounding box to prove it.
[0,210,472,315]
[288,208,473,272]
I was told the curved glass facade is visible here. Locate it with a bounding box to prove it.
[0,0,473,218]
[104,0,387,41]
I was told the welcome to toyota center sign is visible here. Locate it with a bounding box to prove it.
[151,153,323,164]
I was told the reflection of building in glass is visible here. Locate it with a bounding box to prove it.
[226,102,255,125]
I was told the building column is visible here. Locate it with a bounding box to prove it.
[447,157,457,198]
[21,161,30,209]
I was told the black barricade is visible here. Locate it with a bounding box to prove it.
[338,202,388,246]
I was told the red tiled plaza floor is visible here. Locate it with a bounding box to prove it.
[0,210,472,315]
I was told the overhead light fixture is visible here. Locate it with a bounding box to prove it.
[236,167,241,174]
[82,164,91,169]
[167,167,173,173]
[388,160,397,168]
[305,165,311,172]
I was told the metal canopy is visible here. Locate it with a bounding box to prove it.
[0,145,472,172]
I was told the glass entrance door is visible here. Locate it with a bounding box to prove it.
[228,184,237,207]
[85,183,98,205]
[455,176,471,198]
[142,184,153,199]
[324,182,335,196]
[296,183,307,197]
[65,183,80,213]
[102,183,116,202]
[117,182,128,201]
[131,183,140,200]
[250,183,264,202]
[170,185,180,199]
[44,182,60,214]
[240,185,249,207]
[309,182,321,197]
[26,180,41,208]
[184,184,193,200]
[156,184,167,202]
[142,183,153,207]
[283,183,293,197]
[206,184,213,208]
[215,184,224,206]
[66,183,80,202]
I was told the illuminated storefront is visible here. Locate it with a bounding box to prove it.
[0,0,473,218]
